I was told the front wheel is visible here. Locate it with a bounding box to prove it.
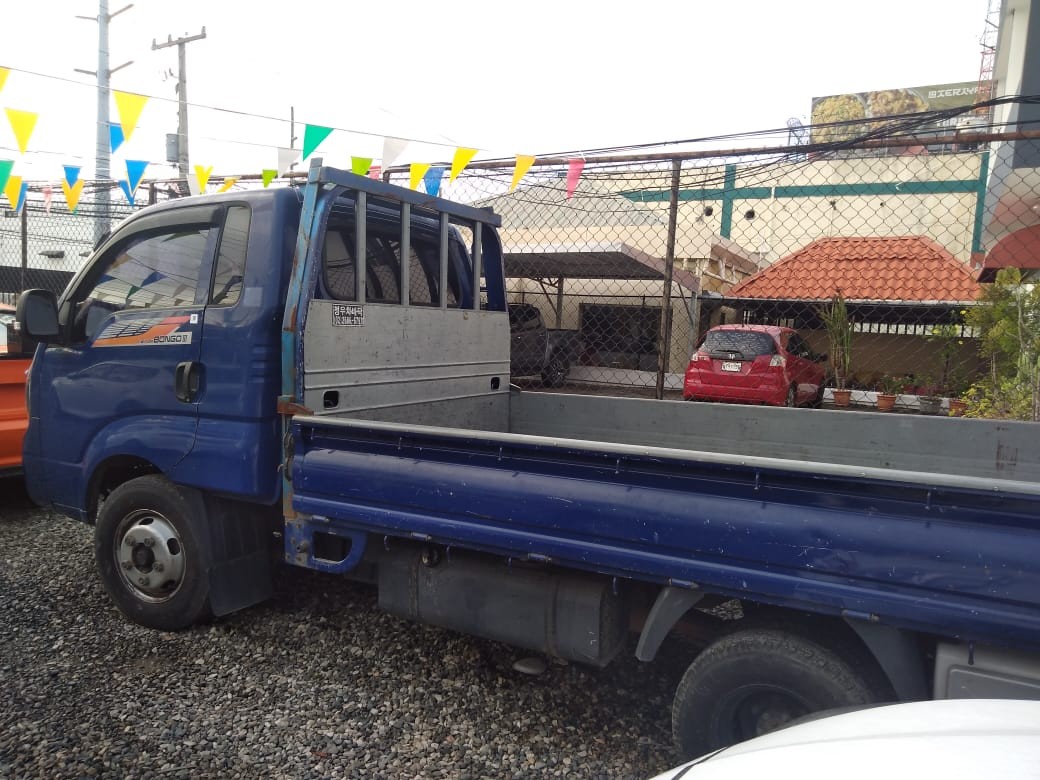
[95,475,212,631]
[784,385,797,407]
[541,357,570,388]
[672,628,878,759]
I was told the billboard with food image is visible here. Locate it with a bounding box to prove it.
[810,81,981,144]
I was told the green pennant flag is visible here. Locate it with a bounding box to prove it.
[351,157,373,176]
[0,160,12,196]
[302,124,334,161]
[261,169,278,188]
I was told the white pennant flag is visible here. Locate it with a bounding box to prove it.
[277,147,301,177]
[381,137,408,170]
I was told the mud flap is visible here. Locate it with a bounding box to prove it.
[203,496,276,617]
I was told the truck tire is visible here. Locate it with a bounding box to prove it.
[94,475,212,631]
[541,357,570,388]
[672,628,876,759]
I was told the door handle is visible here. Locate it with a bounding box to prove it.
[174,361,202,403]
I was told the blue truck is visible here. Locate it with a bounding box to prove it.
[15,161,1040,759]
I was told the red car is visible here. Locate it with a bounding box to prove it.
[683,324,826,407]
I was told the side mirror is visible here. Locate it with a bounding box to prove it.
[16,289,60,342]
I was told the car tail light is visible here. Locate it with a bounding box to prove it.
[691,351,709,362]
[769,354,786,367]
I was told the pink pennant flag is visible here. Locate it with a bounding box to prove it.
[565,158,585,199]
[43,184,53,214]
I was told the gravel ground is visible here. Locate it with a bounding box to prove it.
[0,477,690,779]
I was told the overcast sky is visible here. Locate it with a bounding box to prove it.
[1,0,988,181]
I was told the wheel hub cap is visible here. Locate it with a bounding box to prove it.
[115,512,185,602]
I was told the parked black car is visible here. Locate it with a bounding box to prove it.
[508,303,584,387]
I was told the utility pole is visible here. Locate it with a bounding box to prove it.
[152,28,207,180]
[75,0,134,246]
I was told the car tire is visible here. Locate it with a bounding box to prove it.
[785,385,797,407]
[672,628,878,760]
[94,475,213,631]
[541,357,570,388]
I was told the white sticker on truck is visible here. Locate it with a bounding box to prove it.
[332,304,364,327]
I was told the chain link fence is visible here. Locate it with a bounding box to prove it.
[3,115,1038,420]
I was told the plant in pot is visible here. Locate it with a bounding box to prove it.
[915,373,943,415]
[875,374,903,412]
[818,292,853,407]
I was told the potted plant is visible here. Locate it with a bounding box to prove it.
[818,292,854,407]
[914,373,943,415]
[875,374,903,412]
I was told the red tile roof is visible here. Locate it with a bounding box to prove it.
[729,236,982,303]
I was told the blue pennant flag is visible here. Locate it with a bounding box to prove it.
[125,160,148,194]
[118,180,135,206]
[423,166,446,197]
[63,165,82,187]
[110,124,125,154]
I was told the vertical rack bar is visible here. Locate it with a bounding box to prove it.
[400,203,411,306]
[439,213,449,308]
[355,191,367,304]
[471,222,482,310]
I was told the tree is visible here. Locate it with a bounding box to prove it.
[963,268,1040,421]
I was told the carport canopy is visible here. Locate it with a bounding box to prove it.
[502,241,701,291]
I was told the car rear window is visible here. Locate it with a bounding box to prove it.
[702,330,776,358]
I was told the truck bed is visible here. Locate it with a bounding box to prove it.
[290,391,1040,652]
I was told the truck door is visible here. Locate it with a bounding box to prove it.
[33,207,220,514]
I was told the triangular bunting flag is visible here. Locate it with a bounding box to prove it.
[302,124,333,161]
[118,180,135,206]
[261,169,277,188]
[566,158,585,199]
[192,165,213,197]
[4,174,22,211]
[450,147,478,182]
[277,147,299,177]
[110,124,125,154]
[510,155,536,191]
[423,166,446,197]
[13,181,27,214]
[351,157,373,176]
[218,177,239,193]
[0,68,9,94]
[381,137,408,169]
[369,165,382,181]
[409,162,431,191]
[5,109,39,155]
[125,160,149,194]
[63,165,81,187]
[43,184,52,214]
[113,91,148,142]
[0,160,12,197]
[62,179,84,213]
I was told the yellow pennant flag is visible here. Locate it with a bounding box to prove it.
[5,109,38,154]
[409,162,431,191]
[0,67,9,94]
[450,147,478,182]
[4,174,22,210]
[510,155,536,191]
[193,165,213,196]
[218,177,239,193]
[62,179,84,213]
[113,91,148,142]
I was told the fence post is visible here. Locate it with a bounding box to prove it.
[655,159,682,400]
[20,200,28,292]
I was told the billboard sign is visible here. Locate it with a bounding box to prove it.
[810,81,982,144]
